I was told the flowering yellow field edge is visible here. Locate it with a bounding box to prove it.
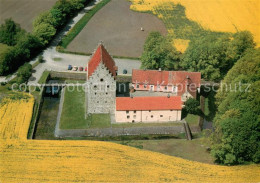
[130,0,260,50]
[0,93,259,182]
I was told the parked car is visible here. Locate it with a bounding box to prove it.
[79,67,84,71]
[123,69,128,74]
[85,67,88,71]
[68,65,72,70]
[72,66,78,71]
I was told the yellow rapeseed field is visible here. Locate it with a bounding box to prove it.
[130,0,260,50]
[0,94,260,182]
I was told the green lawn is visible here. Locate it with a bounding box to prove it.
[38,71,50,84]
[185,114,199,125]
[89,114,111,128]
[59,86,110,129]
[115,138,214,164]
[60,86,87,129]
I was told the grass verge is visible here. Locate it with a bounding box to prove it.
[185,114,200,125]
[38,70,50,84]
[59,0,111,49]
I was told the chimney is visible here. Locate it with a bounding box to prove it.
[159,68,162,72]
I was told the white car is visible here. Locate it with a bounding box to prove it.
[72,66,78,71]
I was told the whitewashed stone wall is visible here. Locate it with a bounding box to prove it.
[86,63,116,114]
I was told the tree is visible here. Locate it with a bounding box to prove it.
[181,31,255,81]
[211,48,260,165]
[70,0,85,10]
[17,63,32,84]
[33,11,57,28]
[33,23,56,46]
[183,98,201,115]
[0,47,18,75]
[141,31,181,70]
[50,8,65,28]
[0,18,22,46]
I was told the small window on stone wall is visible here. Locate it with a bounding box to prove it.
[100,78,104,82]
[107,85,110,88]
[126,111,129,114]
[151,115,153,118]
[134,110,136,113]
[127,115,130,119]
[160,115,163,117]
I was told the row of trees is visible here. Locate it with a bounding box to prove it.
[141,31,255,81]
[211,49,260,165]
[33,0,88,46]
[0,0,89,76]
[0,19,42,75]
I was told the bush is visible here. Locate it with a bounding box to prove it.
[38,55,44,63]
[17,63,32,84]
[183,98,201,115]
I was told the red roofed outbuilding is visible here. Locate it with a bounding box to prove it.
[115,96,182,123]
[132,69,201,101]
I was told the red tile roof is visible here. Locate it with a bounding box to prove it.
[132,69,201,86]
[88,44,117,79]
[132,69,201,97]
[116,96,182,111]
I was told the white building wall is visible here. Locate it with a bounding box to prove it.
[115,110,182,123]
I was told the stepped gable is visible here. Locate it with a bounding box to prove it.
[88,43,117,79]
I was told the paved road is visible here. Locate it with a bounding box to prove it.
[0,0,141,84]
